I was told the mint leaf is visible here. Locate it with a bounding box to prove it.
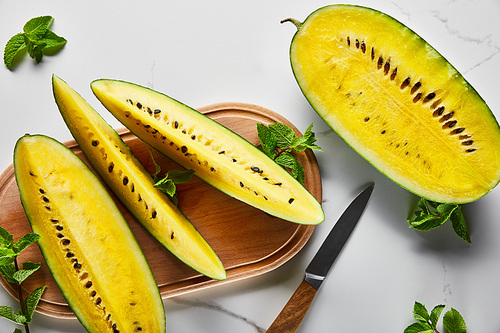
[0,264,16,284]
[154,177,177,197]
[443,308,467,333]
[3,34,26,70]
[14,328,22,333]
[14,233,40,254]
[404,322,434,333]
[291,123,323,152]
[25,285,46,322]
[38,30,66,52]
[12,262,41,284]
[449,207,471,243]
[0,227,14,248]
[413,301,430,322]
[23,16,52,38]
[430,304,445,328]
[0,305,27,324]
[269,123,295,150]
[150,149,162,182]
[257,122,321,185]
[256,123,277,159]
[4,15,65,69]
[408,198,468,242]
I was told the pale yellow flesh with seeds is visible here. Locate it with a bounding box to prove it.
[52,75,226,281]
[14,135,165,333]
[289,5,500,203]
[91,79,324,224]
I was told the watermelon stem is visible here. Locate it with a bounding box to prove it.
[280,18,302,29]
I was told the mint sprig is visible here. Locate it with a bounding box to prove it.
[405,301,467,333]
[257,122,322,184]
[0,226,46,333]
[408,198,471,243]
[150,150,195,205]
[4,16,66,70]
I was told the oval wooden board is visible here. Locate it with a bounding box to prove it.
[0,102,322,319]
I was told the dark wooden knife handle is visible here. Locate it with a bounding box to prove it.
[266,279,318,333]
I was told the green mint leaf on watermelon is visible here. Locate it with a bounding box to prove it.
[3,15,66,70]
[150,149,195,204]
[257,122,321,184]
[408,198,471,243]
[405,302,467,333]
[443,308,467,333]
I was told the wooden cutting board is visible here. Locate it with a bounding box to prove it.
[0,102,322,319]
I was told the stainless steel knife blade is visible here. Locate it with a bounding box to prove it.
[266,183,374,333]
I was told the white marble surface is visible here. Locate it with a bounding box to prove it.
[1,0,499,332]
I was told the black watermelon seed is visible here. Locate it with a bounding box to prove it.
[219,151,225,154]
[210,167,215,171]
[377,56,383,69]
[462,140,474,146]
[39,188,45,194]
[57,233,64,238]
[107,314,111,321]
[434,106,445,117]
[171,232,175,240]
[174,121,179,129]
[251,167,260,172]
[288,198,295,204]
[425,92,436,101]
[108,163,114,173]
[451,128,465,135]
[152,211,157,219]
[466,148,477,153]
[401,77,411,89]
[96,298,102,305]
[191,135,196,140]
[56,225,63,231]
[364,117,370,122]
[355,39,360,48]
[62,239,70,245]
[66,252,74,258]
[240,181,244,187]
[360,41,366,53]
[390,68,397,80]
[74,262,82,269]
[263,177,269,181]
[381,130,386,134]
[254,191,258,196]
[113,324,117,330]
[371,47,375,60]
[413,93,422,103]
[275,183,282,186]
[181,146,188,153]
[232,159,237,162]
[347,36,350,46]
[85,281,93,288]
[154,109,161,114]
[123,177,129,186]
[147,107,153,114]
[91,140,99,147]
[411,82,421,94]
[137,102,142,109]
[43,197,49,202]
[264,196,268,200]
[51,219,58,223]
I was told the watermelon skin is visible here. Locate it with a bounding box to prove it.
[287,4,500,204]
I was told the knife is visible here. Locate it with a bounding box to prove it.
[266,183,374,333]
